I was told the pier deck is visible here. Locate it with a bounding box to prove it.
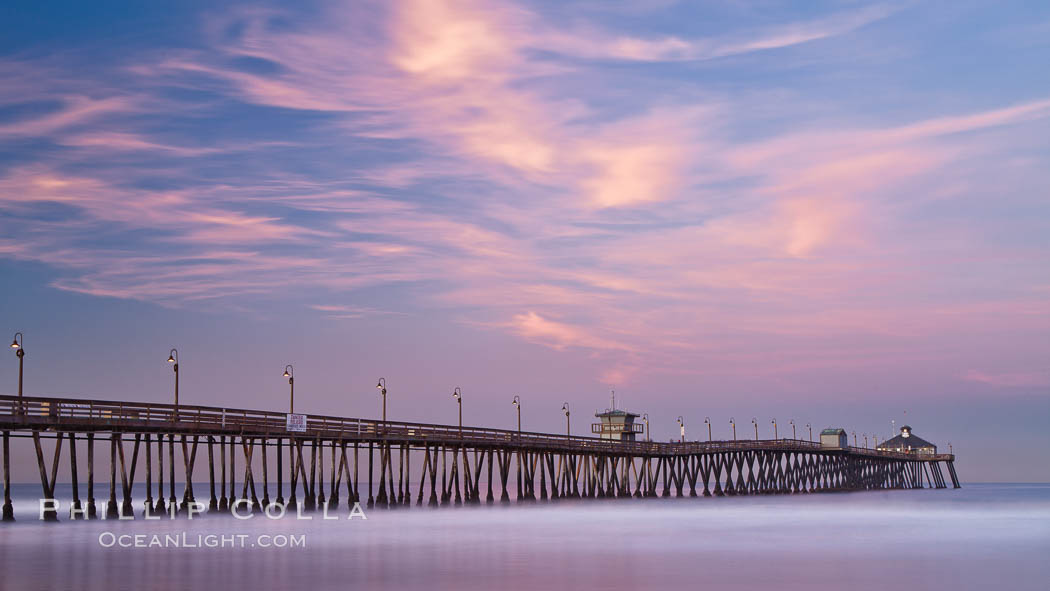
[0,394,961,521]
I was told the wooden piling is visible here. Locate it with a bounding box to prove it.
[261,437,271,508]
[276,437,284,506]
[218,435,227,511]
[207,436,217,511]
[33,431,61,521]
[288,437,298,512]
[317,439,325,510]
[353,441,360,503]
[366,441,374,509]
[144,434,154,515]
[181,435,198,510]
[106,433,118,519]
[307,438,318,511]
[87,432,97,518]
[3,430,15,521]
[328,440,338,509]
[167,433,177,513]
[68,433,82,519]
[228,435,236,509]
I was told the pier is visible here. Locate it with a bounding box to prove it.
[0,394,960,521]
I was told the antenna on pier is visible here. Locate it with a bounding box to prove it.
[610,389,616,411]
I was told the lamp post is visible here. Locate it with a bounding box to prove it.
[562,403,570,438]
[806,423,812,442]
[676,416,684,443]
[166,348,179,418]
[852,431,857,447]
[704,417,712,442]
[282,365,294,413]
[771,418,778,440]
[511,393,521,503]
[730,418,736,441]
[642,413,650,442]
[751,418,758,440]
[452,387,462,437]
[864,434,868,449]
[4,334,19,520]
[790,419,796,440]
[10,333,24,401]
[376,378,387,422]
[512,396,521,439]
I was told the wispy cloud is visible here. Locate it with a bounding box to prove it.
[542,3,898,62]
[0,0,1047,391]
[963,370,1050,388]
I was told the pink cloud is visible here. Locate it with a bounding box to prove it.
[1,1,1048,394]
[507,311,635,353]
[963,370,1050,388]
[0,95,137,137]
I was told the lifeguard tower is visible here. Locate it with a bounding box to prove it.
[590,391,644,441]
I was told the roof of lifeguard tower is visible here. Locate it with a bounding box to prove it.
[820,428,846,436]
[595,391,639,418]
[595,408,640,418]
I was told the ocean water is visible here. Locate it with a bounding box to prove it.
[0,483,1047,591]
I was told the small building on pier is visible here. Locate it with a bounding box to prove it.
[592,409,644,441]
[591,393,644,441]
[820,428,848,449]
[878,425,937,454]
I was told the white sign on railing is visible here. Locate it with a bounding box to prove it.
[286,413,307,432]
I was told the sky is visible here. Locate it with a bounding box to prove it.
[0,0,1047,481]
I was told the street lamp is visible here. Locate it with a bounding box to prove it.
[852,431,857,447]
[676,416,684,443]
[789,419,796,440]
[166,348,179,418]
[704,417,712,442]
[864,433,868,448]
[642,413,650,442]
[730,417,736,441]
[452,387,462,437]
[282,365,294,413]
[562,403,570,438]
[806,422,812,442]
[10,333,24,400]
[771,418,778,440]
[751,417,758,440]
[512,396,521,438]
[376,378,387,422]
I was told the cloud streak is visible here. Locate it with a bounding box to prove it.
[0,0,1047,393]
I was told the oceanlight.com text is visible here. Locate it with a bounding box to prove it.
[98,532,307,549]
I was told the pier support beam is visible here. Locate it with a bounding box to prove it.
[106,433,118,519]
[276,437,285,507]
[167,433,177,514]
[217,435,226,511]
[87,433,97,518]
[207,436,218,511]
[144,434,154,516]
[2,431,13,521]
[69,433,82,519]
[947,461,961,489]
[33,431,61,521]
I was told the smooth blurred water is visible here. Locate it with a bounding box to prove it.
[1,483,1047,591]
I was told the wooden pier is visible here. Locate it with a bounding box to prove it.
[0,394,960,521]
